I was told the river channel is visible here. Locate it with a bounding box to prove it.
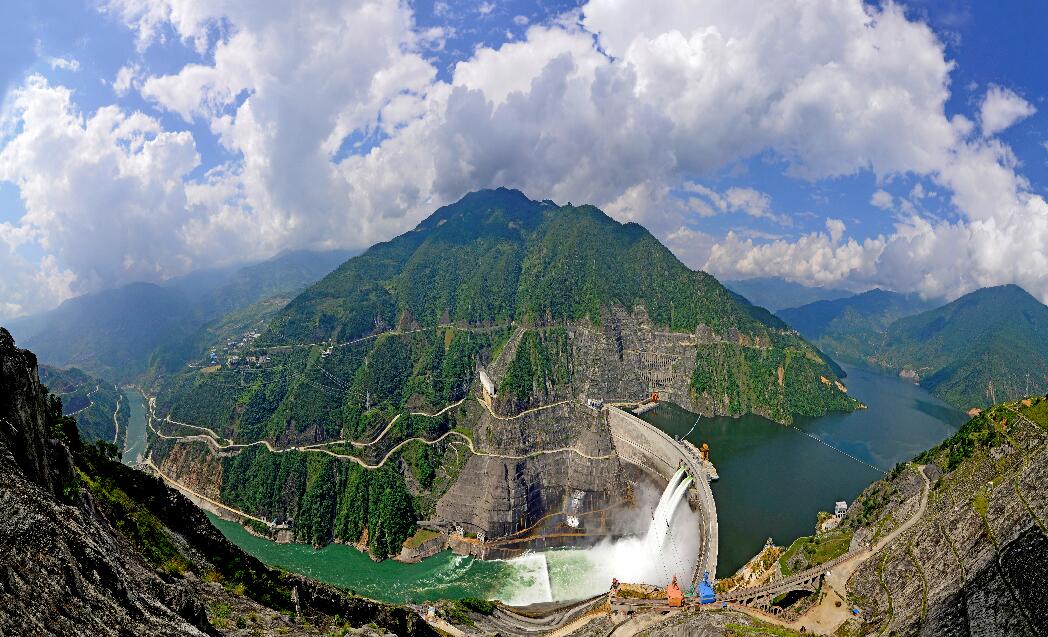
[172,364,966,603]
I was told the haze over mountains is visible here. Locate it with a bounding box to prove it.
[724,277,854,312]
[6,249,352,382]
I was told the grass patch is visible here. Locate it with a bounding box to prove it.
[779,530,853,576]
[1020,397,1048,430]
[403,528,442,549]
[726,622,805,637]
[972,491,989,518]
[457,597,496,615]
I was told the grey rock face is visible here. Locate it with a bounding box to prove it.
[847,422,1048,636]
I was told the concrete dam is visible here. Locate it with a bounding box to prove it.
[606,405,719,584]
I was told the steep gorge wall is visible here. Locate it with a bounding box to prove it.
[846,408,1048,636]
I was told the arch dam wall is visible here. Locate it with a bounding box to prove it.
[606,405,719,583]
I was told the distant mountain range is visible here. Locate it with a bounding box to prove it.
[777,289,938,366]
[723,276,853,312]
[3,249,351,383]
[37,364,127,445]
[779,284,1048,408]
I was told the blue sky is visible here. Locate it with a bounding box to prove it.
[1,0,1047,319]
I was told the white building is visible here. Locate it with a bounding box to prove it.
[835,501,848,519]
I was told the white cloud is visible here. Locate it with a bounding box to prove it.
[513,15,529,26]
[45,56,80,72]
[871,189,894,209]
[478,2,496,16]
[683,183,789,224]
[0,75,200,306]
[706,225,885,288]
[980,85,1035,137]
[3,0,1048,319]
[112,64,140,95]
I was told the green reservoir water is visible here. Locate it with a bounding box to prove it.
[206,515,596,605]
[204,364,966,600]
[639,364,967,575]
[122,390,147,465]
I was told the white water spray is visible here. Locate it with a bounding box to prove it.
[499,466,699,603]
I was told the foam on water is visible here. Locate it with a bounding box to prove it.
[497,467,699,603]
[497,552,554,605]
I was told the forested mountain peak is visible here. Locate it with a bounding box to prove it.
[266,188,797,346]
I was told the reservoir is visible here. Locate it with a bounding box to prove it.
[204,364,966,602]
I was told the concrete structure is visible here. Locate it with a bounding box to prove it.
[718,550,860,611]
[606,405,718,584]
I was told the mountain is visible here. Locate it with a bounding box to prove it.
[38,365,128,446]
[150,188,857,561]
[184,249,355,321]
[16,282,201,382]
[5,249,350,383]
[0,328,433,636]
[723,276,853,312]
[777,289,938,365]
[878,284,1048,408]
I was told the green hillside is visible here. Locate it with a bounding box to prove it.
[879,285,1048,408]
[38,365,128,445]
[258,188,853,424]
[777,289,936,365]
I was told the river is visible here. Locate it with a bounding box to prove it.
[121,390,148,465]
[200,364,966,602]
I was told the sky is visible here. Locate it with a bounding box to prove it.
[1,0,1047,320]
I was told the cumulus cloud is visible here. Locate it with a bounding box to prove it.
[980,85,1036,137]
[0,75,200,307]
[683,183,789,225]
[2,0,1048,319]
[871,189,894,210]
[706,219,885,288]
[111,64,140,95]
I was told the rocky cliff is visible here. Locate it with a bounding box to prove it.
[844,399,1048,635]
[0,327,434,637]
